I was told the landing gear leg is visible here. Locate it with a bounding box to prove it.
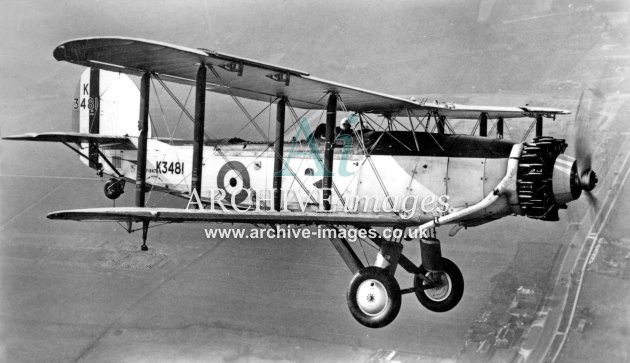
[374,241,403,273]
[347,241,403,328]
[140,220,149,252]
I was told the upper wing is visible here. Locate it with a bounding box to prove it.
[47,207,425,227]
[421,103,570,119]
[3,131,134,146]
[53,37,569,119]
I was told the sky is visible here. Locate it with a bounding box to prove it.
[0,0,622,152]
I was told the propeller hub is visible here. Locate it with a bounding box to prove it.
[580,170,598,192]
[551,154,598,204]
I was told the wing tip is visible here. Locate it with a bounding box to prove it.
[2,133,36,140]
[47,211,64,220]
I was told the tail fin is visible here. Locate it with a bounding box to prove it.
[73,68,152,137]
[72,68,151,168]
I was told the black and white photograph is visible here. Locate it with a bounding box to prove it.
[1,1,629,362]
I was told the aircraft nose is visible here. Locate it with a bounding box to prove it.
[551,154,598,205]
[517,137,598,220]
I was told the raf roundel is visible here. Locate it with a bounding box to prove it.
[216,161,251,204]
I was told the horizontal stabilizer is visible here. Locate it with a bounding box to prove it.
[3,132,134,147]
[47,207,426,227]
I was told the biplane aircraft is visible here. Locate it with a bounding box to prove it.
[4,37,599,328]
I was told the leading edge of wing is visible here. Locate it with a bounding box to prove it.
[47,207,424,227]
[53,36,310,76]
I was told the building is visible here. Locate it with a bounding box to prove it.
[515,285,541,307]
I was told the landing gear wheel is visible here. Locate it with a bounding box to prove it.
[414,258,464,312]
[104,178,125,200]
[347,266,401,328]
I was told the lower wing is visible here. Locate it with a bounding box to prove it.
[47,207,426,228]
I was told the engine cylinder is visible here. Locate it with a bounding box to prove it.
[516,137,568,221]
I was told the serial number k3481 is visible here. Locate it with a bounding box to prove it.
[155,161,184,175]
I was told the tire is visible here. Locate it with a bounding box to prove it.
[347,266,401,328]
[414,258,464,313]
[104,178,125,200]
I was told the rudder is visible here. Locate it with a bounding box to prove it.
[72,68,151,168]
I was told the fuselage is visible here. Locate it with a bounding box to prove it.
[94,130,517,224]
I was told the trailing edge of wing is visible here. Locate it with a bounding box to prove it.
[47,207,424,227]
[53,37,570,119]
[2,132,134,146]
